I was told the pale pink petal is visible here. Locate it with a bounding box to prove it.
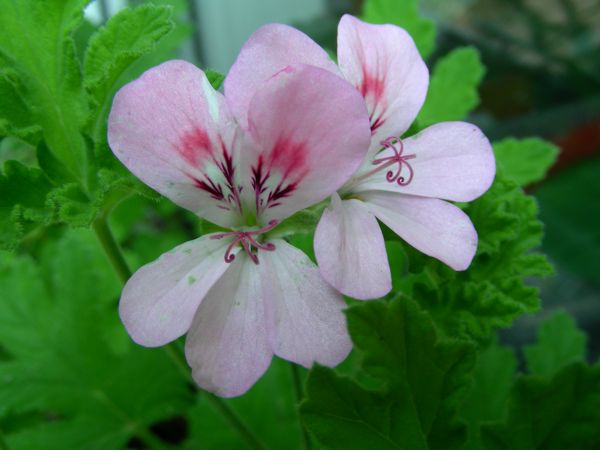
[354,122,496,202]
[185,255,272,397]
[108,60,245,228]
[119,235,236,347]
[243,64,371,224]
[337,14,428,158]
[363,191,478,271]
[261,240,352,367]
[314,193,391,300]
[224,24,340,127]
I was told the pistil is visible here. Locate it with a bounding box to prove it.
[211,220,279,264]
[352,136,416,186]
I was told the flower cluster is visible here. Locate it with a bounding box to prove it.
[108,15,495,397]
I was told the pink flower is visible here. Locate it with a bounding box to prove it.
[224,15,495,299]
[107,58,371,396]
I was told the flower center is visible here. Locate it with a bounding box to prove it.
[210,220,279,265]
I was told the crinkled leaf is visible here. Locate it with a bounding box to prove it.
[493,138,559,187]
[524,310,587,377]
[0,230,191,449]
[0,0,89,177]
[301,297,476,450]
[0,69,40,142]
[481,363,600,450]
[417,47,485,128]
[362,0,436,58]
[461,341,517,450]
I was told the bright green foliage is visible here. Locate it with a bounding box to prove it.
[205,69,226,90]
[184,358,302,449]
[0,230,191,449]
[362,0,436,58]
[493,138,559,187]
[524,311,587,377]
[461,342,517,450]
[0,69,40,142]
[417,47,485,128]
[84,5,174,138]
[0,0,89,178]
[481,363,600,450]
[301,297,476,450]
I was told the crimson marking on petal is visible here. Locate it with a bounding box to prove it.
[210,220,279,264]
[269,136,308,179]
[178,127,212,165]
[372,137,416,186]
[359,66,388,134]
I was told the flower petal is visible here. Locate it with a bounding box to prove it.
[224,24,340,127]
[262,239,352,367]
[354,122,496,202]
[119,234,236,347]
[337,14,428,157]
[363,191,478,270]
[243,64,371,224]
[108,60,245,228]
[314,193,391,300]
[185,255,273,397]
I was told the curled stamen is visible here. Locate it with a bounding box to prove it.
[210,219,278,264]
[371,137,416,186]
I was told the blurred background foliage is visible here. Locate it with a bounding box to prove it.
[0,0,598,449]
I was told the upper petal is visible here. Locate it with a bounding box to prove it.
[363,191,478,271]
[262,239,352,368]
[314,194,391,300]
[354,122,496,202]
[243,64,372,224]
[337,14,429,157]
[224,24,340,127]
[119,234,236,347]
[108,60,245,228]
[184,254,273,397]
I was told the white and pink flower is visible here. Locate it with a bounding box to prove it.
[108,57,371,396]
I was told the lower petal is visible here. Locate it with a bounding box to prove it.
[314,194,391,300]
[119,234,235,347]
[184,255,273,397]
[363,191,478,271]
[261,240,352,368]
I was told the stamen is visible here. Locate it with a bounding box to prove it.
[371,137,415,186]
[210,220,278,265]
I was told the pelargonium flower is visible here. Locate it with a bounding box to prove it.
[223,15,495,299]
[107,57,371,396]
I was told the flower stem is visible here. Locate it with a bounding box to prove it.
[290,364,313,450]
[92,218,265,450]
[163,344,266,450]
[92,217,131,283]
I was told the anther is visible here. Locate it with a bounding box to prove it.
[211,220,278,264]
[371,137,415,186]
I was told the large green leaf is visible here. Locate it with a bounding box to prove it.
[301,297,475,450]
[493,138,559,187]
[0,230,191,449]
[417,47,485,128]
[0,0,89,178]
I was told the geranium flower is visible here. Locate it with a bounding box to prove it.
[223,15,495,299]
[107,58,371,396]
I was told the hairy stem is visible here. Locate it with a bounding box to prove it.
[93,217,131,283]
[290,364,313,450]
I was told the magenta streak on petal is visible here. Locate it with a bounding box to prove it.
[179,127,213,165]
[359,66,387,135]
[355,136,416,186]
[210,220,279,264]
[250,137,307,216]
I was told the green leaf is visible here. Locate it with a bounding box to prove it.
[481,363,600,450]
[493,138,559,187]
[205,69,226,90]
[461,341,517,450]
[524,311,587,377]
[301,297,475,450]
[417,47,485,128]
[0,0,90,178]
[0,161,54,249]
[0,230,191,449]
[83,4,174,138]
[0,69,40,142]
[362,0,436,58]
